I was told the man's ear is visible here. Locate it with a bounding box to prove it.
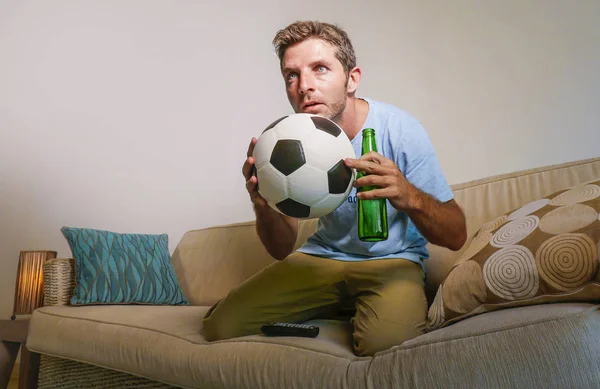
[347,67,362,94]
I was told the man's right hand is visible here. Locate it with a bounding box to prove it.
[243,137,268,208]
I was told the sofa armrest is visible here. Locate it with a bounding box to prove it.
[43,258,76,306]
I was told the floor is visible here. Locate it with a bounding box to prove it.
[8,379,17,389]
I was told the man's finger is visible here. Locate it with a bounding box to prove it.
[354,174,388,188]
[247,178,267,207]
[242,157,255,179]
[356,187,391,200]
[246,175,257,189]
[348,159,386,175]
[246,137,257,158]
[360,151,394,166]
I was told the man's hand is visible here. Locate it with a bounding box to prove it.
[242,137,268,209]
[344,151,419,212]
[344,152,467,251]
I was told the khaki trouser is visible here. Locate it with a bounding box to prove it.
[202,251,427,356]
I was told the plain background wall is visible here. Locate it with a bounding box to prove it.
[1,0,598,318]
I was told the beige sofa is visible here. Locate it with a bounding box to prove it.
[27,157,600,389]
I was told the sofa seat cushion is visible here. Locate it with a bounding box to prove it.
[27,305,366,389]
[369,302,600,389]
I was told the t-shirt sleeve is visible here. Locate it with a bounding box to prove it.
[396,120,454,203]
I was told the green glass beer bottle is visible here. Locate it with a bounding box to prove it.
[357,128,388,241]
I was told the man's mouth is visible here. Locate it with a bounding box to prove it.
[302,102,323,110]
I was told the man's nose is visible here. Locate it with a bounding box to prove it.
[298,74,315,95]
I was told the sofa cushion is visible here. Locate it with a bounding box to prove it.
[27,303,600,389]
[61,227,188,306]
[426,180,600,331]
[369,303,600,389]
[26,305,365,389]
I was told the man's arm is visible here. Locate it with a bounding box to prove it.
[345,152,467,251]
[243,137,298,260]
[405,193,466,251]
[253,202,299,260]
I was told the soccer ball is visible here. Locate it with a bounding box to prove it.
[252,113,356,219]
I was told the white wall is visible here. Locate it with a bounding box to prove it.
[1,0,598,318]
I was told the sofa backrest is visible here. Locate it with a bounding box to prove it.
[172,157,600,306]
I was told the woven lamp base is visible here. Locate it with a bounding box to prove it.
[42,258,76,306]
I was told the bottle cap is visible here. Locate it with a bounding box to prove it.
[362,128,375,135]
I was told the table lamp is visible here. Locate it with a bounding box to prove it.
[11,250,57,320]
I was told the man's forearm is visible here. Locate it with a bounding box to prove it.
[406,189,467,251]
[254,204,298,260]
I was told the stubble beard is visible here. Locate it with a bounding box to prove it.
[325,76,350,123]
[325,96,347,123]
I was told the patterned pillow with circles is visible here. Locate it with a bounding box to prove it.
[426,179,600,332]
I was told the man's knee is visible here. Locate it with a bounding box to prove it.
[202,301,257,341]
[203,319,245,342]
[352,320,425,356]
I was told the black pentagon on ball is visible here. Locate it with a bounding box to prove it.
[270,139,305,176]
[310,116,341,137]
[327,159,353,194]
[262,115,288,134]
[276,198,310,218]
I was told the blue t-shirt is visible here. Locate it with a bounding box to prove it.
[297,97,454,268]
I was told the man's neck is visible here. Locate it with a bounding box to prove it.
[335,97,369,141]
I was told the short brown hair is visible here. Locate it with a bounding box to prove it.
[272,21,357,74]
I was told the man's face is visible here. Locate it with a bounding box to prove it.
[281,38,349,121]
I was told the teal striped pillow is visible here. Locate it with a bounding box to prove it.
[61,227,189,305]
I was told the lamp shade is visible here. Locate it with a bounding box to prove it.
[11,250,57,319]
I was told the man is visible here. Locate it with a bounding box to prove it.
[203,20,467,356]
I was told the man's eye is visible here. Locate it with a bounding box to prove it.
[317,66,327,72]
[287,73,298,80]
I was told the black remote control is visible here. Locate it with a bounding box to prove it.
[261,322,319,338]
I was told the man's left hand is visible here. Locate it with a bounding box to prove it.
[344,152,418,211]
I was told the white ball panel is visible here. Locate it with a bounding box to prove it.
[286,164,329,206]
[309,193,348,218]
[336,132,358,161]
[273,113,314,140]
[253,129,279,169]
[256,164,288,204]
[302,128,354,171]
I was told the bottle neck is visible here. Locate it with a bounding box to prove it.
[361,129,377,154]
